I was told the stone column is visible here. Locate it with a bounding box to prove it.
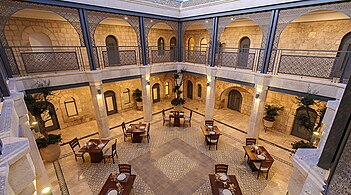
[205,67,217,120]
[316,100,339,159]
[89,81,110,139]
[11,92,51,194]
[140,66,152,122]
[247,74,271,139]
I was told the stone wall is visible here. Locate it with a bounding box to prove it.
[220,25,263,48]
[266,91,327,135]
[150,74,175,102]
[279,19,351,51]
[183,73,207,103]
[94,24,138,46]
[148,28,176,47]
[215,80,254,116]
[5,17,80,46]
[50,86,95,129]
[183,29,210,49]
[102,78,142,112]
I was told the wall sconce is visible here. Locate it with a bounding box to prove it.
[207,81,210,87]
[146,80,150,86]
[255,93,260,99]
[97,88,102,95]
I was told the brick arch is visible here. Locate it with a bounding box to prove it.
[20,26,57,47]
[218,86,254,115]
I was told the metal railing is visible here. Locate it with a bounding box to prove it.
[94,46,140,68]
[5,46,88,76]
[270,49,351,82]
[149,46,178,64]
[183,46,209,65]
[217,47,263,71]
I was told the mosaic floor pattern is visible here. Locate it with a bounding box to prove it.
[49,117,292,195]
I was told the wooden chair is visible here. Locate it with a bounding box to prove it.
[140,123,150,143]
[119,164,132,175]
[122,122,132,142]
[162,109,170,126]
[244,138,257,158]
[183,110,192,127]
[215,164,228,174]
[103,139,118,164]
[253,160,274,180]
[207,134,220,150]
[205,120,214,126]
[68,137,85,162]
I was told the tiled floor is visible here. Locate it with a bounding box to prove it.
[45,111,294,195]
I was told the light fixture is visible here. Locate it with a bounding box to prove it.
[313,131,320,135]
[207,81,210,87]
[150,20,153,23]
[146,80,150,86]
[205,20,208,23]
[255,93,260,99]
[32,121,38,125]
[97,88,102,95]
[124,16,128,20]
[231,18,234,21]
[41,187,52,195]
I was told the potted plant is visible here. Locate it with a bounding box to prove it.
[263,104,284,128]
[291,140,316,154]
[171,68,186,110]
[24,81,62,162]
[133,88,143,110]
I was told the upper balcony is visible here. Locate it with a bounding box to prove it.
[1,4,350,84]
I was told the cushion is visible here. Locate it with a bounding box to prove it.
[207,137,218,143]
[164,116,170,120]
[103,147,112,156]
[253,162,269,171]
[184,117,190,121]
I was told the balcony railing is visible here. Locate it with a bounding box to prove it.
[149,46,178,64]
[183,46,209,65]
[5,46,88,76]
[217,48,263,71]
[94,46,140,69]
[271,49,351,82]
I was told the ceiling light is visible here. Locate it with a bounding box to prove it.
[124,17,128,20]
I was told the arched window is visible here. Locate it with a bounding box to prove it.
[165,81,170,96]
[238,37,251,67]
[29,32,53,52]
[170,37,177,61]
[200,38,207,53]
[239,37,250,52]
[197,84,202,98]
[105,35,120,65]
[123,88,131,104]
[157,37,165,55]
[188,37,195,51]
[64,97,78,117]
[187,80,193,99]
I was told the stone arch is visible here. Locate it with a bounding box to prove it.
[219,86,253,115]
[20,26,57,47]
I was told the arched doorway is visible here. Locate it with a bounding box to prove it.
[157,37,165,55]
[227,90,242,112]
[200,38,207,54]
[188,37,195,51]
[170,37,177,61]
[104,90,118,115]
[197,84,202,98]
[187,80,193,99]
[334,32,351,83]
[42,102,60,131]
[291,107,318,140]
[106,35,120,65]
[152,83,160,103]
[238,37,250,67]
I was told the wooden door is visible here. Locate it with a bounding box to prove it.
[227,90,242,112]
[104,90,118,115]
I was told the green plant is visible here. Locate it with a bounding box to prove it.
[291,140,315,153]
[133,88,142,102]
[24,80,55,140]
[36,134,62,149]
[263,105,283,121]
[171,67,186,106]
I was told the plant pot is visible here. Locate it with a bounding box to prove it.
[173,104,183,111]
[263,119,275,128]
[40,143,61,162]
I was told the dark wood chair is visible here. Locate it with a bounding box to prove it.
[253,160,274,180]
[122,122,132,142]
[103,139,118,164]
[244,138,257,158]
[183,110,192,127]
[205,120,214,126]
[207,134,220,150]
[215,164,228,174]
[162,109,170,126]
[119,164,132,175]
[69,137,85,162]
[140,123,150,143]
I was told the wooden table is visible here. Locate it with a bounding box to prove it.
[209,174,243,195]
[79,139,109,163]
[169,111,184,127]
[243,146,273,171]
[126,123,146,143]
[99,173,136,195]
[201,125,221,136]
